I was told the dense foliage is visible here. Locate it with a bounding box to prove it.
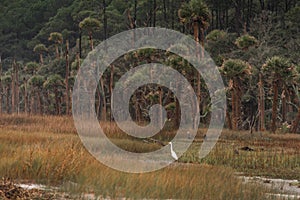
[0,0,299,133]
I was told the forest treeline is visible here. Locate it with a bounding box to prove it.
[0,0,299,133]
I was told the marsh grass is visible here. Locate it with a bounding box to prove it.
[0,114,296,199]
[180,130,300,180]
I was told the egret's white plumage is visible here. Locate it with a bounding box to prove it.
[169,142,178,160]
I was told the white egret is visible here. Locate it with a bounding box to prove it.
[169,142,178,160]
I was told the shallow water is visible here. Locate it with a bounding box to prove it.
[239,175,300,199]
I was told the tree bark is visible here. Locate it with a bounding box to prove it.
[100,77,107,121]
[103,0,107,40]
[5,87,9,114]
[11,60,16,114]
[258,73,265,131]
[65,40,70,115]
[110,65,114,121]
[282,90,287,122]
[271,79,278,133]
[153,0,156,27]
[55,45,60,59]
[24,79,28,115]
[39,53,44,65]
[291,106,300,133]
[15,62,19,114]
[79,28,82,58]
[0,57,2,115]
[89,32,94,50]
[231,82,237,130]
[163,0,167,27]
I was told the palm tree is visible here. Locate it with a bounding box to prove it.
[235,34,258,50]
[221,59,252,130]
[178,0,210,46]
[48,32,63,59]
[289,65,299,133]
[33,44,48,65]
[79,17,101,50]
[2,75,11,113]
[178,0,210,118]
[43,74,64,115]
[262,56,295,133]
[24,62,39,114]
[28,75,44,115]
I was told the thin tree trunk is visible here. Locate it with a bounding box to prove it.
[65,40,70,115]
[175,81,180,128]
[24,79,28,115]
[30,93,35,115]
[6,87,9,114]
[226,109,233,129]
[89,32,94,50]
[258,73,265,131]
[39,53,44,65]
[282,90,287,122]
[55,45,60,59]
[153,0,156,27]
[0,57,2,115]
[11,60,16,114]
[291,106,300,133]
[235,79,242,130]
[15,62,19,114]
[55,89,60,115]
[159,86,163,128]
[231,79,238,130]
[234,0,243,34]
[163,0,168,27]
[103,0,107,40]
[271,80,278,133]
[100,77,106,121]
[110,65,114,121]
[79,28,82,58]
[37,92,42,115]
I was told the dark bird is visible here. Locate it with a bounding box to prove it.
[240,146,255,151]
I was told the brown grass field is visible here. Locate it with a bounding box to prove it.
[0,114,299,199]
